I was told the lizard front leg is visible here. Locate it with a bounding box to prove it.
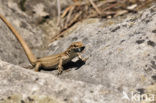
[78,53,88,62]
[58,57,63,75]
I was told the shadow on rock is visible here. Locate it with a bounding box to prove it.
[39,59,86,71]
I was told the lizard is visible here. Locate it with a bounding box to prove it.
[0,14,87,74]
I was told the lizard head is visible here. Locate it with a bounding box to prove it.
[66,41,85,54]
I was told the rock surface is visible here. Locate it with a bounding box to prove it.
[0,1,156,103]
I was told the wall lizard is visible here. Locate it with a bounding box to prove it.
[0,14,87,74]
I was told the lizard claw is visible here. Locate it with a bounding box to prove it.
[23,64,33,69]
[57,71,63,75]
[57,66,63,75]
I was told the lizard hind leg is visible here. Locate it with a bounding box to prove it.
[34,62,41,72]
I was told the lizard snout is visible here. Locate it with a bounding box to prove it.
[78,46,85,52]
[80,46,85,51]
[73,46,85,52]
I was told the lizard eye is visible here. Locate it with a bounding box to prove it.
[73,46,85,52]
[73,45,77,47]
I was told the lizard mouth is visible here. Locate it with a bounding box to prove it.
[80,46,85,51]
[75,46,85,52]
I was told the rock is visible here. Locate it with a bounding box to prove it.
[0,0,49,65]
[0,60,111,103]
[0,1,156,103]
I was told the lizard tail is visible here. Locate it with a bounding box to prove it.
[0,14,37,65]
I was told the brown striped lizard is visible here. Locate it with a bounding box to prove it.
[0,14,87,74]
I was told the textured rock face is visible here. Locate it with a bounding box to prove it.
[0,1,156,103]
[49,5,156,86]
[0,60,107,103]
